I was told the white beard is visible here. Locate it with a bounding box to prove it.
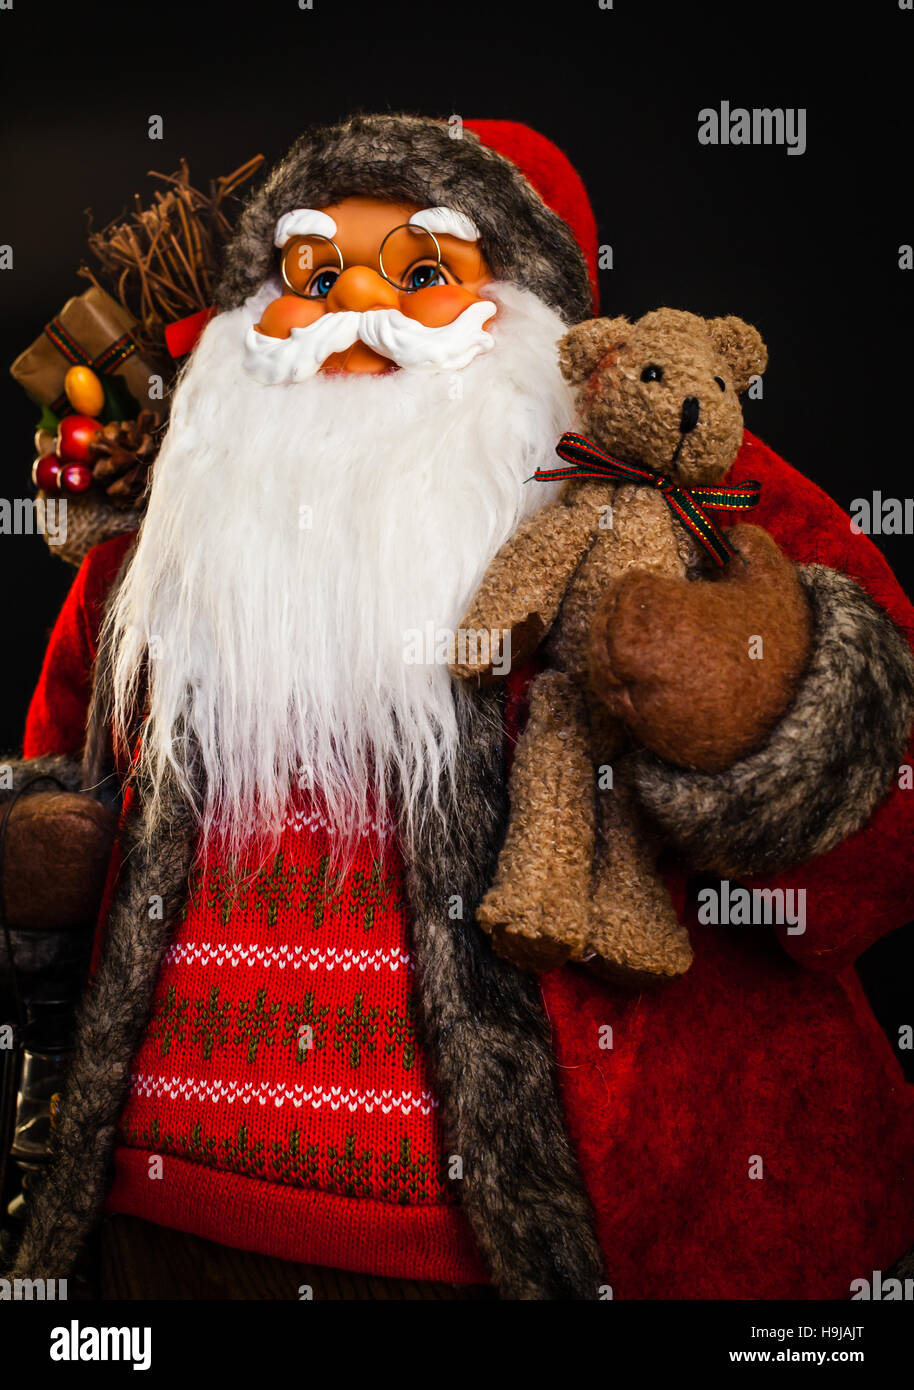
[107,281,577,863]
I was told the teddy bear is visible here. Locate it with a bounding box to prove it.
[450,308,812,984]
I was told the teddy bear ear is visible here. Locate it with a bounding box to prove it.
[707,316,769,394]
[557,316,630,385]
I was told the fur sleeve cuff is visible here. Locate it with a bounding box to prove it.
[0,754,84,801]
[631,566,914,877]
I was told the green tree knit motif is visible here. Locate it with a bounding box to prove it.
[148,985,189,1057]
[193,986,232,1060]
[378,1136,435,1205]
[236,987,281,1063]
[221,1124,265,1176]
[252,852,297,927]
[334,993,380,1067]
[348,860,404,932]
[272,1128,321,1184]
[196,853,297,928]
[183,842,405,933]
[385,994,418,1072]
[121,1117,177,1153]
[121,1117,446,1204]
[284,994,330,1061]
[298,853,345,929]
[203,861,253,927]
[326,1133,373,1198]
[120,1118,219,1171]
[182,1121,218,1163]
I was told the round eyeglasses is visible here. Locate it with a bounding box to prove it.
[279,224,445,299]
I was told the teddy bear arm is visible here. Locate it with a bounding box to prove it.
[450,496,599,681]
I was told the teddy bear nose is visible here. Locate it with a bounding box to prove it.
[680,397,700,433]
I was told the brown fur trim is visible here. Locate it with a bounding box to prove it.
[0,753,84,799]
[401,687,605,1299]
[631,565,914,876]
[6,756,198,1280]
[216,113,592,326]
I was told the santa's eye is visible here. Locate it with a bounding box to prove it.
[714,376,726,391]
[641,364,663,382]
[404,261,447,292]
[306,268,340,298]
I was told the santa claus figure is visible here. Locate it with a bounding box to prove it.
[4,114,914,1300]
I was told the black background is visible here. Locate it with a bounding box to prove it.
[1,1,912,1051]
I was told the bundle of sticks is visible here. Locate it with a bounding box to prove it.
[79,155,265,360]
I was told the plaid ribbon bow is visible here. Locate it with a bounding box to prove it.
[532,431,763,567]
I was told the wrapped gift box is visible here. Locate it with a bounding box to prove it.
[10,285,158,414]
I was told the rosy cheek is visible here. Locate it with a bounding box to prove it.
[255,295,325,339]
[399,285,491,328]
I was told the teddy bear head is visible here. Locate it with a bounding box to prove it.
[558,308,768,486]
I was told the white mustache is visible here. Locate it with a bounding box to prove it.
[242,299,497,384]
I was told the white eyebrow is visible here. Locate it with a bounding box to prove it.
[273,209,338,247]
[409,207,480,242]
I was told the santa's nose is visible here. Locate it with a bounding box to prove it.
[326,266,400,313]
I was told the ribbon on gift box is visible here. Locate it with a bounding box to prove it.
[43,319,138,415]
[11,286,156,420]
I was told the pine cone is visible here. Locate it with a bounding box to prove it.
[91,410,162,508]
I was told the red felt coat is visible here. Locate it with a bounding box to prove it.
[23,431,914,1299]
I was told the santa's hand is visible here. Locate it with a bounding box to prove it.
[589,524,813,772]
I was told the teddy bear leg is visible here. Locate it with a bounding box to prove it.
[476,669,595,972]
[585,772,693,986]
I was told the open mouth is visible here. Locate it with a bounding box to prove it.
[321,342,401,376]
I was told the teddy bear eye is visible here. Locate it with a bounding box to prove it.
[714,376,726,391]
[641,364,663,383]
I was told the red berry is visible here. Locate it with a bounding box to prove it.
[57,463,93,495]
[57,414,101,463]
[32,455,61,490]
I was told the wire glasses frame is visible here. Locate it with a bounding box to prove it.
[279,225,444,298]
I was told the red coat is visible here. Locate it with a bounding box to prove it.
[24,431,914,1299]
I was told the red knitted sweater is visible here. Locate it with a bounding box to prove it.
[103,789,488,1280]
[79,766,485,1281]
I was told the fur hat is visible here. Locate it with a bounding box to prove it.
[216,113,597,323]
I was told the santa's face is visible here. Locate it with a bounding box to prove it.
[249,196,496,378]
